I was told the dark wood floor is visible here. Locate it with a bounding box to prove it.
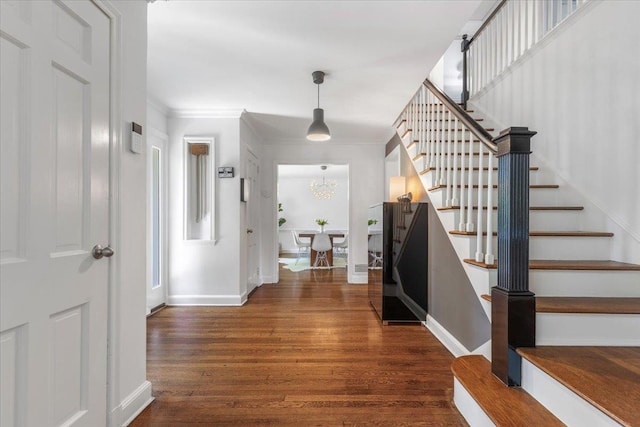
[130,263,467,426]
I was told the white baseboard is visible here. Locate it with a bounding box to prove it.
[348,271,368,284]
[112,380,153,427]
[167,294,245,306]
[424,315,472,357]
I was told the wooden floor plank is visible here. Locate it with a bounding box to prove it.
[451,355,563,427]
[130,264,468,426]
[517,346,640,426]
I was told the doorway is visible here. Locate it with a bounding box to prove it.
[276,164,349,276]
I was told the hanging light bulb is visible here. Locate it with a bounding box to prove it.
[306,71,331,142]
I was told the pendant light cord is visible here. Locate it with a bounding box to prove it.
[317,84,320,108]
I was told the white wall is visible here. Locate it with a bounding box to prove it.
[278,172,349,253]
[260,143,385,284]
[108,1,151,425]
[470,0,640,262]
[167,115,247,305]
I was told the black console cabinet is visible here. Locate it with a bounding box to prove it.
[368,202,428,324]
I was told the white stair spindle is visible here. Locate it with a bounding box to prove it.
[439,105,446,186]
[451,117,459,206]
[424,91,433,169]
[445,109,453,205]
[429,94,436,168]
[465,124,475,232]
[458,125,467,231]
[433,104,442,187]
[419,86,425,155]
[485,150,495,265]
[475,142,485,262]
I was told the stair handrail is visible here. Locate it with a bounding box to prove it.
[396,78,537,388]
[422,79,497,153]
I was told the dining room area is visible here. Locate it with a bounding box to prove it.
[277,164,349,272]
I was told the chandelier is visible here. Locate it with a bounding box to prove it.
[309,166,337,199]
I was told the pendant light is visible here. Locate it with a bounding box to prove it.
[306,71,331,142]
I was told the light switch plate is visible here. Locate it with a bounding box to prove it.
[130,122,143,154]
[218,166,234,178]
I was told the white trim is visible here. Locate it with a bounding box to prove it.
[522,359,621,427]
[118,381,154,427]
[424,315,472,358]
[453,378,496,427]
[171,109,245,119]
[260,275,277,284]
[348,271,368,284]
[167,294,246,306]
[92,1,123,426]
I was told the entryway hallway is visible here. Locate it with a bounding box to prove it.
[131,266,466,426]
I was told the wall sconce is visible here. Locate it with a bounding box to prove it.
[389,176,406,201]
[240,178,250,202]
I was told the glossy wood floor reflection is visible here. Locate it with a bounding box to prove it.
[131,263,466,426]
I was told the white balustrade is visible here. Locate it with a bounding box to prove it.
[468,0,587,97]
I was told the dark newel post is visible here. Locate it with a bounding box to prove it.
[460,34,470,110]
[492,127,537,386]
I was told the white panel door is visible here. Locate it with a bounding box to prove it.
[0,1,111,426]
[246,151,260,293]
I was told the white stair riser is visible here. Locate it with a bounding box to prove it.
[431,187,576,208]
[522,360,624,427]
[537,313,640,346]
[467,268,640,298]
[452,235,612,260]
[530,270,640,297]
[453,378,497,427]
[439,209,584,231]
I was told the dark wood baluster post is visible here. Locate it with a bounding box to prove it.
[492,127,537,386]
[461,34,470,110]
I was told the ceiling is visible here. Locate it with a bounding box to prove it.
[147,0,491,145]
[278,164,348,180]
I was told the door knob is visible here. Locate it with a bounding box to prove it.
[92,244,115,259]
[247,229,254,234]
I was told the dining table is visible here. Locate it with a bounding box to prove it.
[299,232,345,266]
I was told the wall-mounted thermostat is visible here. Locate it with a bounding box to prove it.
[218,167,234,178]
[130,122,143,154]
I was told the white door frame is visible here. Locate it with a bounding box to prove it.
[90,1,128,425]
[147,128,169,313]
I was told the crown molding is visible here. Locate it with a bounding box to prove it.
[170,109,246,119]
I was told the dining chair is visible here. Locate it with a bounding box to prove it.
[332,232,348,258]
[368,233,383,268]
[311,233,333,268]
[291,230,311,265]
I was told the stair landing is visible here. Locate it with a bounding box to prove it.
[518,346,640,427]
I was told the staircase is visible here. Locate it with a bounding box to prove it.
[394,82,640,426]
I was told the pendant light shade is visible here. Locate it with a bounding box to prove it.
[306,71,331,142]
[307,108,331,141]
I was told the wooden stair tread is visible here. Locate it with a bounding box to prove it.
[400,129,411,138]
[481,295,640,314]
[439,205,584,211]
[465,259,640,271]
[396,119,406,129]
[451,355,563,427]
[450,230,614,237]
[517,346,640,426]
